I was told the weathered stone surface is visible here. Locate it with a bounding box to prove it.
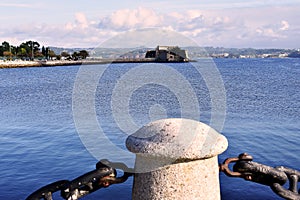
[132,157,220,200]
[126,118,228,200]
[126,118,228,160]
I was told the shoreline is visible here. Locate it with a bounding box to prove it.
[0,57,294,69]
[0,58,159,68]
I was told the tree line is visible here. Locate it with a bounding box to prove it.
[0,40,89,61]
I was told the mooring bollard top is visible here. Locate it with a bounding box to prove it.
[126,118,228,160]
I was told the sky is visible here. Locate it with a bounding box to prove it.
[0,0,299,48]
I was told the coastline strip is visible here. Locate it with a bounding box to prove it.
[0,58,157,68]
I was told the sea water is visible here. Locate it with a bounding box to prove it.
[0,58,299,199]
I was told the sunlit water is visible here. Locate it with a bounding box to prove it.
[0,58,299,199]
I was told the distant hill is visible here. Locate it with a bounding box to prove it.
[49,46,300,59]
[49,47,94,55]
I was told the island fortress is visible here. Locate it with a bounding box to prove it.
[145,46,189,62]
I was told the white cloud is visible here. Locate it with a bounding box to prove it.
[280,20,289,31]
[99,7,163,30]
[178,6,299,48]
[254,20,291,41]
[75,13,89,29]
[186,10,204,19]
[0,3,33,8]
[0,5,299,48]
[64,22,74,31]
[255,27,284,39]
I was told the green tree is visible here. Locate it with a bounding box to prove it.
[42,46,46,56]
[25,41,40,52]
[19,41,41,60]
[0,46,3,56]
[2,41,10,52]
[48,50,57,60]
[34,51,44,58]
[79,50,89,59]
[3,51,13,60]
[1,41,11,57]
[61,51,70,58]
[19,42,31,58]
[17,47,28,58]
[72,52,79,60]
[10,46,17,57]
[45,47,49,59]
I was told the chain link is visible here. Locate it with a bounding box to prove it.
[27,153,300,200]
[219,153,300,200]
[26,160,133,200]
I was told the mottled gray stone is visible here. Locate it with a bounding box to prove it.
[132,157,220,200]
[126,118,228,200]
[126,118,227,161]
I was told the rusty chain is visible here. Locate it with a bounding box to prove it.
[219,153,300,200]
[27,153,299,200]
[26,159,133,200]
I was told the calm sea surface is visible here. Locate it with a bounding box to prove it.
[0,58,299,199]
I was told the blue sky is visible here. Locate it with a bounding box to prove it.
[0,0,299,48]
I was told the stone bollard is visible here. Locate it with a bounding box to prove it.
[126,118,228,200]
